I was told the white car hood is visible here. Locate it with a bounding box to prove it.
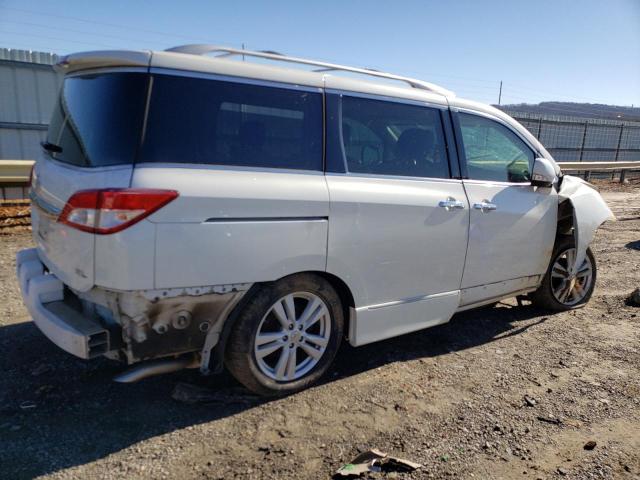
[558,175,615,274]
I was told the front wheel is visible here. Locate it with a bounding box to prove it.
[530,236,596,311]
[225,274,343,396]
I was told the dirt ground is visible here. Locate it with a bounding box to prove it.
[0,183,639,480]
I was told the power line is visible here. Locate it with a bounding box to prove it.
[0,11,631,107]
[0,29,122,49]
[0,19,171,46]
[502,83,612,105]
[3,6,209,42]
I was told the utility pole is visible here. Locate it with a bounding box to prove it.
[242,43,245,61]
[498,80,503,105]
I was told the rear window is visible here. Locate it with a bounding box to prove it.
[139,74,323,171]
[46,72,147,167]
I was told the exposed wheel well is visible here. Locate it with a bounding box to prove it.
[557,199,575,238]
[208,271,356,374]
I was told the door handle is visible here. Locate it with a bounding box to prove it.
[438,197,465,210]
[473,201,497,212]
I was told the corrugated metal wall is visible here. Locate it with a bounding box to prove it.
[0,48,62,160]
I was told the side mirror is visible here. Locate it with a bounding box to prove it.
[531,157,557,187]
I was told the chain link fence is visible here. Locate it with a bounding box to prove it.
[501,110,640,180]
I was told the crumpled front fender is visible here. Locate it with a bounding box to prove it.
[558,175,615,274]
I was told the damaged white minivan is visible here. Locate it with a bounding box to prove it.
[17,45,614,396]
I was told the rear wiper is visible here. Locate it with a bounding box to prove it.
[41,141,62,153]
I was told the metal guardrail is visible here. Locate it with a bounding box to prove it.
[0,160,33,200]
[557,161,640,182]
[556,161,640,171]
[0,160,33,183]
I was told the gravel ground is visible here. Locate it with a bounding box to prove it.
[0,184,639,480]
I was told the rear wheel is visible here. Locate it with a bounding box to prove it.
[530,236,596,311]
[225,274,343,396]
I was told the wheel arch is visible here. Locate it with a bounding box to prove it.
[556,198,575,238]
[557,175,614,275]
[206,270,356,374]
[311,271,356,340]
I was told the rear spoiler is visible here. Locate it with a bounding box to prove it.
[54,50,151,74]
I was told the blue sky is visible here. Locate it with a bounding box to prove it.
[0,0,638,107]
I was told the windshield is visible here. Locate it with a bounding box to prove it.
[46,72,148,167]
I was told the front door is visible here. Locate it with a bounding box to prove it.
[454,110,557,305]
[325,92,469,345]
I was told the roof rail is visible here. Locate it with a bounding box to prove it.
[165,44,455,98]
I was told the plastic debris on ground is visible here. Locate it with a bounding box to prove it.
[334,448,422,477]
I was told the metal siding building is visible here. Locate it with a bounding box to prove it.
[0,48,62,161]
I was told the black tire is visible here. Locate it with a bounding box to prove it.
[224,273,343,396]
[530,236,597,311]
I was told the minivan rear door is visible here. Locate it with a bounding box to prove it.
[31,71,148,291]
[325,91,469,346]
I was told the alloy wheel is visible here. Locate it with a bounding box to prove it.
[550,247,593,306]
[253,292,331,382]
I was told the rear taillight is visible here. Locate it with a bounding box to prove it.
[58,189,178,234]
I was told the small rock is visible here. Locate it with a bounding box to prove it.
[537,415,562,425]
[35,385,54,395]
[30,364,51,376]
[583,440,597,450]
[557,467,568,475]
[524,395,537,407]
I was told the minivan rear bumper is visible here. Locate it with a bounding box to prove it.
[16,248,110,359]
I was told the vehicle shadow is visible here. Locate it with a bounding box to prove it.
[0,302,546,478]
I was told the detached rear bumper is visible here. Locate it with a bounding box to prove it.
[16,248,109,359]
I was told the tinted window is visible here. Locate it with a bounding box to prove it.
[46,73,147,167]
[139,75,322,170]
[341,96,449,178]
[459,113,534,182]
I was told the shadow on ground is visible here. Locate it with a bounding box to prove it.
[0,303,546,478]
[625,240,640,251]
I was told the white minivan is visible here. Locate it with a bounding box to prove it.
[17,45,613,395]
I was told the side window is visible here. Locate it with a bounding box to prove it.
[341,96,450,179]
[458,113,534,182]
[140,75,323,170]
